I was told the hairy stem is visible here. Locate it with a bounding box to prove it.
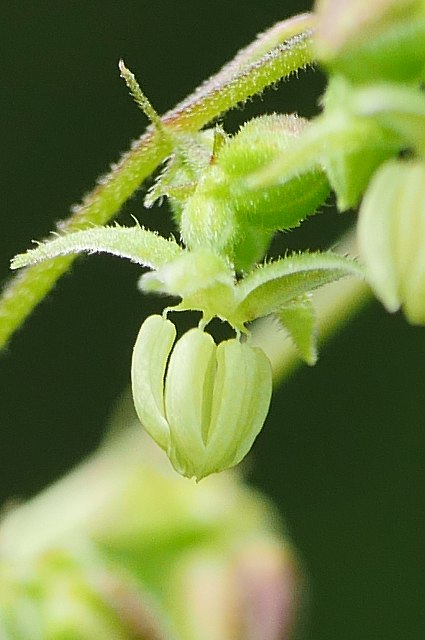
[0,15,315,349]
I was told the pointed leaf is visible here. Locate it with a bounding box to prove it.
[276,295,317,365]
[236,252,364,322]
[11,225,183,271]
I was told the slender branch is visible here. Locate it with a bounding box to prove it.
[162,28,315,131]
[168,13,315,114]
[0,15,315,349]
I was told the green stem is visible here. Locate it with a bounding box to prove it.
[168,13,315,113]
[0,16,315,350]
[163,27,314,131]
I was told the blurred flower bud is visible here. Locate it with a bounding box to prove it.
[358,158,425,324]
[314,0,425,82]
[169,539,301,640]
[0,428,299,640]
[0,548,170,640]
[131,315,272,480]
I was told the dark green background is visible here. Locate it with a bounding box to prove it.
[1,2,425,639]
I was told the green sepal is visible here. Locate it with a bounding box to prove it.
[236,252,364,322]
[144,129,217,215]
[10,224,183,271]
[247,110,401,210]
[202,339,272,478]
[319,76,403,210]
[276,295,318,365]
[351,83,425,157]
[165,328,217,477]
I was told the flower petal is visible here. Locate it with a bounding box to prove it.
[131,315,175,450]
[165,328,216,478]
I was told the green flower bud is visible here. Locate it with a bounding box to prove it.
[131,315,272,480]
[315,0,425,83]
[358,159,425,324]
[180,114,329,270]
[220,115,330,231]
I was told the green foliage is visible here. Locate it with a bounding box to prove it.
[0,13,316,349]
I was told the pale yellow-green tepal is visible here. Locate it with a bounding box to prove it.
[131,315,272,480]
[358,159,425,324]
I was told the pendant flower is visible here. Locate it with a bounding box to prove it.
[131,314,273,480]
[358,159,425,325]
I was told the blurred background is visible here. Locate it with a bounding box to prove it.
[1,1,425,638]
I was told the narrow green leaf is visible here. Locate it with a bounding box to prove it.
[276,295,317,365]
[11,225,183,271]
[236,252,364,322]
[119,59,164,131]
